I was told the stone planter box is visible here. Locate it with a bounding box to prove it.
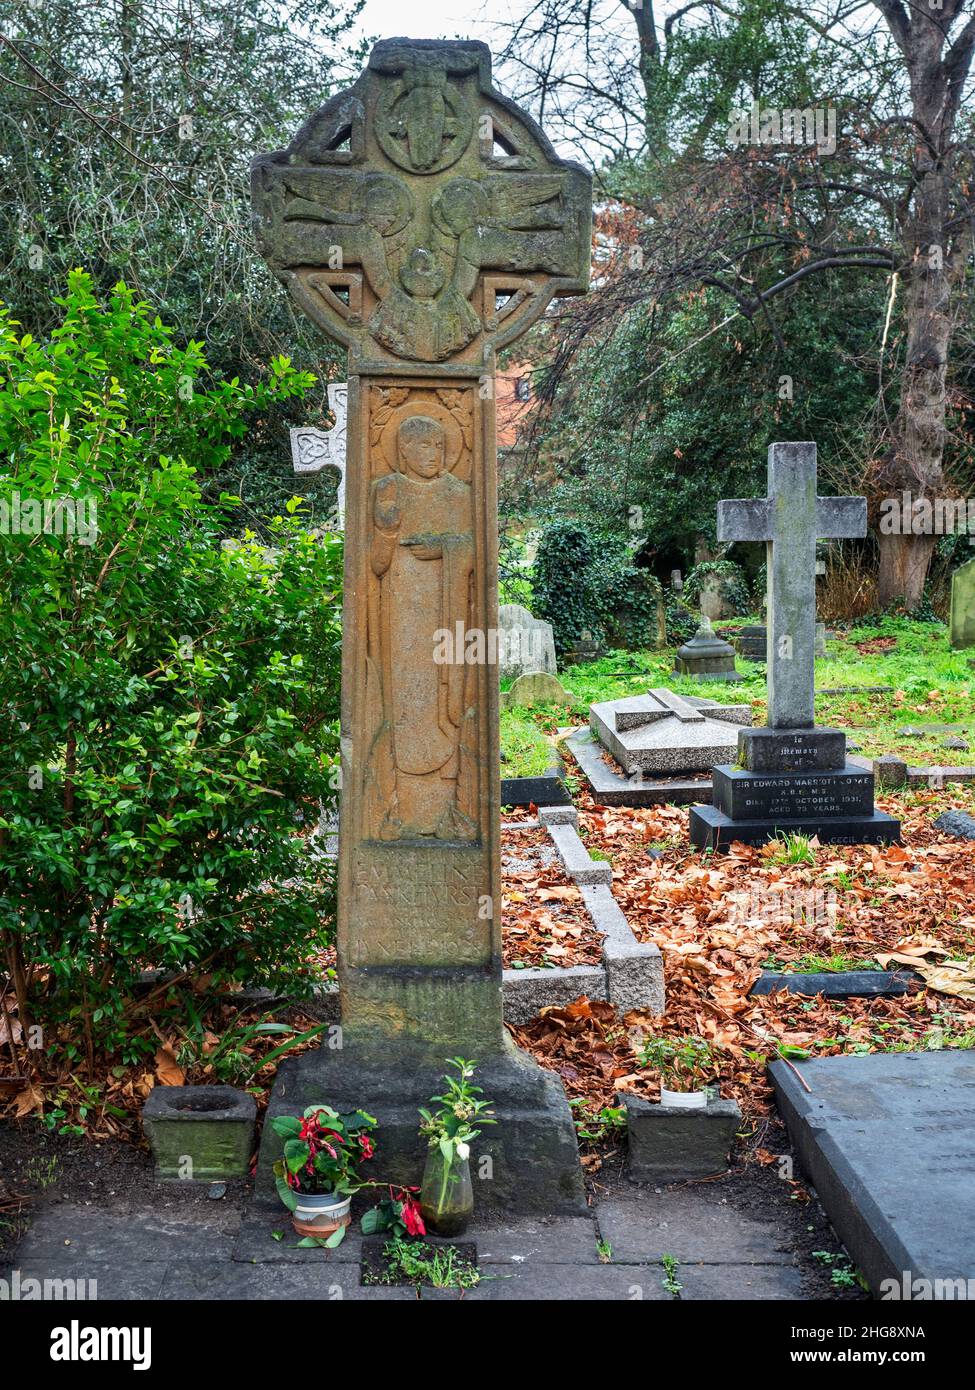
[142,1085,256,1182]
[622,1093,741,1183]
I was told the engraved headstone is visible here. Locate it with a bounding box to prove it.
[253,38,592,1211]
[498,602,557,681]
[290,382,348,528]
[689,443,900,849]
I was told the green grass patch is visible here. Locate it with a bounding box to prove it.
[533,618,972,765]
[499,706,555,778]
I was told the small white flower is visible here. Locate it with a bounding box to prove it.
[456,1141,470,1160]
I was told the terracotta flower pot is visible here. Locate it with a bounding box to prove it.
[292,1190,352,1238]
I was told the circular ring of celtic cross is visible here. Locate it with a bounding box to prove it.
[374,83,474,174]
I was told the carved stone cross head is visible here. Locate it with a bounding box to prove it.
[251,39,592,375]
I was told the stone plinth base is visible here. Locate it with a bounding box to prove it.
[689,753,900,849]
[255,1036,586,1216]
[713,762,874,820]
[689,802,900,850]
[738,726,846,773]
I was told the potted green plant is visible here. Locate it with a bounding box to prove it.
[270,1105,377,1241]
[417,1058,495,1236]
[639,1036,716,1109]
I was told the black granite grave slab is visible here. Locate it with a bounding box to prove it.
[771,1051,975,1297]
[738,726,846,773]
[500,771,572,808]
[501,754,571,807]
[712,762,875,821]
[750,970,917,998]
[689,802,901,849]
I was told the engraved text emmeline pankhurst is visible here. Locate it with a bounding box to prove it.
[252,39,592,1213]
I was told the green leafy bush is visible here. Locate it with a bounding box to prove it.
[601,559,663,650]
[665,598,698,645]
[0,273,342,1064]
[533,521,663,654]
[533,522,601,654]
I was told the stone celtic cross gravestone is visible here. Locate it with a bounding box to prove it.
[690,442,900,849]
[253,39,591,1211]
[290,382,348,529]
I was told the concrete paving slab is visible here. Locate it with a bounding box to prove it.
[15,1203,239,1264]
[772,1050,975,1297]
[596,1192,795,1265]
[425,1262,671,1300]
[677,1262,805,1300]
[0,1260,168,1301]
[158,1260,416,1300]
[233,1206,363,1264]
[470,1215,600,1265]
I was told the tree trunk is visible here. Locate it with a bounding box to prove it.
[878,169,952,608]
[874,0,975,607]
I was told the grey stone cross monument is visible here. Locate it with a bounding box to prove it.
[690,442,900,849]
[718,442,863,729]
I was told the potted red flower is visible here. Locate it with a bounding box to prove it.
[271,1105,376,1243]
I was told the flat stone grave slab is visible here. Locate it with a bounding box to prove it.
[567,726,715,806]
[771,1050,975,1297]
[750,970,917,999]
[595,1191,796,1265]
[590,687,751,776]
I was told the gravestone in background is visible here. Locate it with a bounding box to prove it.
[500,670,568,708]
[699,574,730,621]
[498,601,557,681]
[290,382,348,529]
[950,555,975,649]
[690,442,900,849]
[252,38,592,1211]
[673,615,742,681]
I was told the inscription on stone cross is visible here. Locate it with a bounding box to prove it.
[253,39,592,1212]
[717,442,865,729]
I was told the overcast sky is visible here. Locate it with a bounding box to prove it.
[349,0,515,45]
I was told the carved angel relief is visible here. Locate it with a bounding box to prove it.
[363,386,478,842]
[251,40,591,368]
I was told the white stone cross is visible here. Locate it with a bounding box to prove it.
[290,382,347,529]
[717,442,865,729]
